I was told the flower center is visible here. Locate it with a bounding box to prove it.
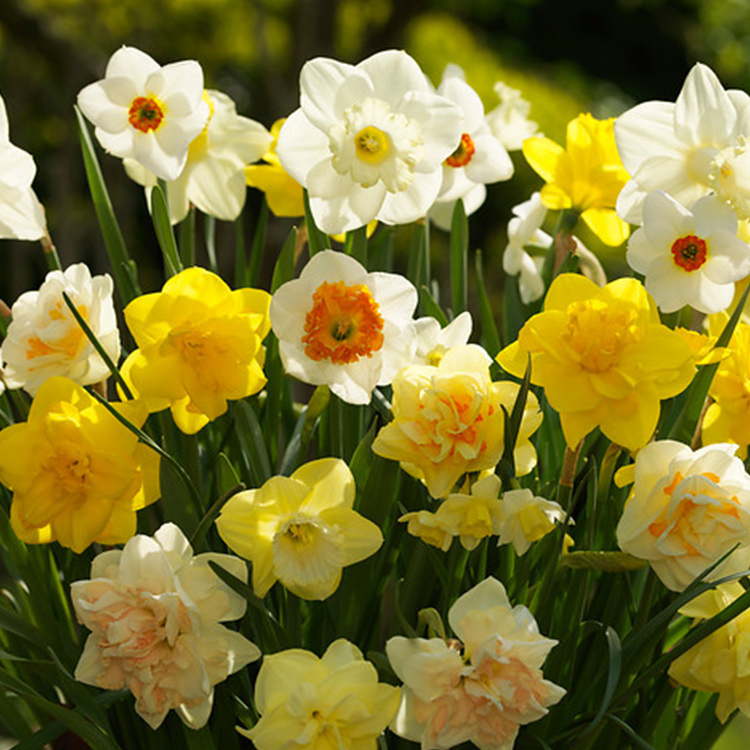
[25,302,89,361]
[128,96,165,133]
[445,133,476,168]
[354,126,390,165]
[301,281,384,364]
[43,443,91,498]
[671,235,707,272]
[565,299,640,373]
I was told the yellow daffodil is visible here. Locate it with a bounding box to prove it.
[497,274,695,451]
[372,345,542,499]
[121,267,271,434]
[0,376,160,553]
[497,488,566,556]
[215,458,382,600]
[243,639,399,750]
[245,118,305,217]
[523,113,630,246]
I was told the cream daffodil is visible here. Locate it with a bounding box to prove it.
[124,89,272,223]
[77,46,209,181]
[215,458,382,600]
[497,489,566,556]
[486,81,541,152]
[276,50,462,234]
[270,249,417,405]
[626,191,750,314]
[615,62,750,224]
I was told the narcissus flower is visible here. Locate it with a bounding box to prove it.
[0,93,46,240]
[245,118,305,217]
[277,49,462,234]
[497,274,695,451]
[429,66,513,231]
[72,523,259,729]
[0,377,160,553]
[400,473,504,552]
[77,46,209,181]
[372,345,542,499]
[669,582,750,723]
[615,62,750,224]
[387,577,565,750]
[124,89,272,223]
[1,263,120,395]
[523,113,630,246]
[216,458,382,600]
[485,81,541,152]
[242,639,399,750]
[412,310,474,367]
[270,249,417,405]
[121,267,270,434]
[626,192,750,314]
[497,489,566,556]
[616,440,750,591]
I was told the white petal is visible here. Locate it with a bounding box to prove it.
[188,159,246,221]
[401,91,462,171]
[614,100,680,173]
[692,193,737,236]
[438,76,484,132]
[276,109,330,186]
[105,46,160,88]
[378,170,442,225]
[464,132,514,184]
[0,186,46,240]
[704,231,750,283]
[300,57,357,131]
[359,50,431,107]
[642,190,693,245]
[158,61,205,114]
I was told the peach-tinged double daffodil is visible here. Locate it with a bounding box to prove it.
[523,113,630,246]
[215,458,382,600]
[372,345,542,499]
[0,377,160,553]
[497,274,695,451]
[121,267,270,434]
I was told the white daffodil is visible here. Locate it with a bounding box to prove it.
[503,192,551,303]
[1,263,120,395]
[77,46,209,181]
[124,90,272,224]
[614,62,750,224]
[626,191,750,314]
[270,249,417,405]
[486,81,541,151]
[276,50,462,235]
[428,67,513,231]
[0,94,46,241]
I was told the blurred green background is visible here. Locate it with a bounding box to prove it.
[1,1,750,745]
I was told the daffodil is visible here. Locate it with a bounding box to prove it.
[0,92,46,240]
[245,118,305,217]
[215,458,382,600]
[243,639,399,750]
[497,489,566,556]
[669,582,750,723]
[77,46,209,181]
[616,440,750,591]
[270,249,417,405]
[72,523,259,729]
[276,50,462,235]
[523,113,630,246]
[497,274,695,451]
[412,310,474,366]
[124,89,272,223]
[387,577,565,750]
[615,62,750,224]
[1,263,120,395]
[485,81,541,152]
[626,192,750,314]
[0,377,160,553]
[121,266,271,434]
[372,345,542,499]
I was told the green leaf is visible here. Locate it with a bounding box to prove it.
[418,285,449,327]
[343,225,367,266]
[580,626,622,737]
[449,199,468,315]
[271,227,297,294]
[559,551,648,572]
[303,189,329,255]
[75,106,140,306]
[234,400,273,486]
[150,182,183,277]
[475,250,502,356]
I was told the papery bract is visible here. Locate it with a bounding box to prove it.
[72,522,259,729]
[0,377,160,553]
[124,89,272,223]
[77,46,209,181]
[242,639,399,750]
[270,249,417,405]
[121,266,270,434]
[497,274,695,451]
[616,440,750,591]
[276,49,462,234]
[387,577,565,750]
[1,263,120,395]
[372,345,542,499]
[216,458,382,600]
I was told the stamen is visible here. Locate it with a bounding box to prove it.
[671,235,707,272]
[128,96,165,133]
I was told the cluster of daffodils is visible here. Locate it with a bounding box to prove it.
[6,36,750,750]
